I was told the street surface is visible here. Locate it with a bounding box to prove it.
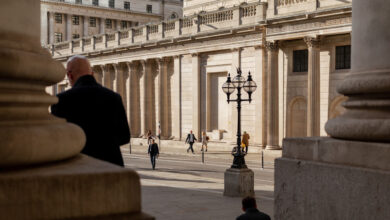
[122,145,275,220]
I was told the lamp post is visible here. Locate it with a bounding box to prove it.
[222,68,257,169]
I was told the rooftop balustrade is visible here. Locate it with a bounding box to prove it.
[49,2,266,57]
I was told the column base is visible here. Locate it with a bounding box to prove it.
[0,154,154,220]
[265,145,281,150]
[223,168,254,197]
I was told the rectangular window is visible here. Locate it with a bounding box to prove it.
[124,1,130,10]
[109,0,115,8]
[293,49,308,72]
[75,0,82,4]
[54,32,63,43]
[146,4,152,13]
[55,13,62,24]
[58,0,65,2]
[105,19,112,29]
[72,15,79,25]
[121,21,128,29]
[92,0,99,6]
[89,17,96,27]
[72,34,80,39]
[335,45,351,70]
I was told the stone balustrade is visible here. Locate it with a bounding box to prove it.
[49,2,266,57]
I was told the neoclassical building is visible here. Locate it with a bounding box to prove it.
[41,0,183,45]
[48,0,352,150]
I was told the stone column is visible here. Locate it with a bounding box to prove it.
[254,46,264,145]
[49,12,54,44]
[66,14,72,41]
[172,55,182,140]
[113,63,125,104]
[261,44,268,147]
[161,57,171,138]
[99,18,105,34]
[83,16,89,37]
[265,41,280,150]
[126,62,140,137]
[139,60,147,136]
[0,1,84,166]
[304,37,321,137]
[116,19,121,31]
[156,58,163,137]
[192,53,201,139]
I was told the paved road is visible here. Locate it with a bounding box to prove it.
[123,150,275,220]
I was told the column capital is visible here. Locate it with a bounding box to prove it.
[265,41,279,51]
[173,55,181,59]
[304,36,321,48]
[191,53,199,57]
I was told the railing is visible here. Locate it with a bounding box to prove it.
[50,2,266,57]
[107,33,115,41]
[164,21,175,32]
[277,0,308,6]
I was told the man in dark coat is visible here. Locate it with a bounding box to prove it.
[148,138,159,170]
[185,130,197,154]
[236,196,271,220]
[51,55,130,167]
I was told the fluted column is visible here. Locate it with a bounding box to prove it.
[172,55,182,140]
[192,53,201,139]
[265,41,280,150]
[326,0,390,142]
[0,1,84,166]
[125,62,140,137]
[304,37,321,137]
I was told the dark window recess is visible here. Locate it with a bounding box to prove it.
[55,13,62,24]
[147,5,152,13]
[75,0,82,4]
[72,15,79,25]
[72,34,80,39]
[105,19,112,29]
[109,0,115,8]
[89,17,96,27]
[54,32,63,43]
[293,49,308,72]
[121,21,128,29]
[335,45,351,70]
[124,1,130,10]
[92,0,99,6]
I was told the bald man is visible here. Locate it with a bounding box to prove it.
[51,55,130,167]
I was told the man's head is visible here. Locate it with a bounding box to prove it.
[66,55,93,86]
[151,138,155,144]
[242,196,257,212]
[190,130,193,134]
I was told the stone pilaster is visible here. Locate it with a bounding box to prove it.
[156,58,164,138]
[126,62,140,138]
[99,18,105,34]
[172,55,182,140]
[66,14,72,41]
[254,46,264,146]
[139,60,147,136]
[304,37,321,137]
[191,53,201,139]
[49,12,54,44]
[83,16,89,37]
[265,41,280,150]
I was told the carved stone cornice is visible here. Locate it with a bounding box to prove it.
[304,37,321,48]
[265,41,279,51]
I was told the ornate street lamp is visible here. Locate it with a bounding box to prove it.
[222,68,257,169]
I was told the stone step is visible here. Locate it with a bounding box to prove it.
[0,155,154,220]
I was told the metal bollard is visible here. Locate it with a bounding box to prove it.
[202,149,204,164]
[261,150,264,170]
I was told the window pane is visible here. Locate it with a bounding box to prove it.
[121,21,127,29]
[55,32,63,43]
[72,34,80,39]
[55,13,62,24]
[147,5,152,13]
[105,19,112,29]
[75,0,82,4]
[124,1,130,10]
[336,45,351,70]
[92,0,99,6]
[109,0,115,8]
[89,17,96,27]
[293,50,308,72]
[72,15,79,25]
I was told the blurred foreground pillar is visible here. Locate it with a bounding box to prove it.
[0,1,153,219]
[275,1,390,219]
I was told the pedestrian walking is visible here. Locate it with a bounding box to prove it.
[147,129,153,145]
[241,131,250,153]
[236,196,271,220]
[201,131,209,152]
[148,139,159,170]
[185,130,197,154]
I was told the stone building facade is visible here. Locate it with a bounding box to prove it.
[41,0,183,45]
[48,0,352,150]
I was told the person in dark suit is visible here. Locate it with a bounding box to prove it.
[51,55,130,167]
[236,196,271,220]
[148,138,159,170]
[185,130,197,154]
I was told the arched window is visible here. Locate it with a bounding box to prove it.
[170,13,178,19]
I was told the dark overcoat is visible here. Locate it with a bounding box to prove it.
[51,75,130,166]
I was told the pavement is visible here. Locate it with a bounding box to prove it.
[121,141,281,220]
